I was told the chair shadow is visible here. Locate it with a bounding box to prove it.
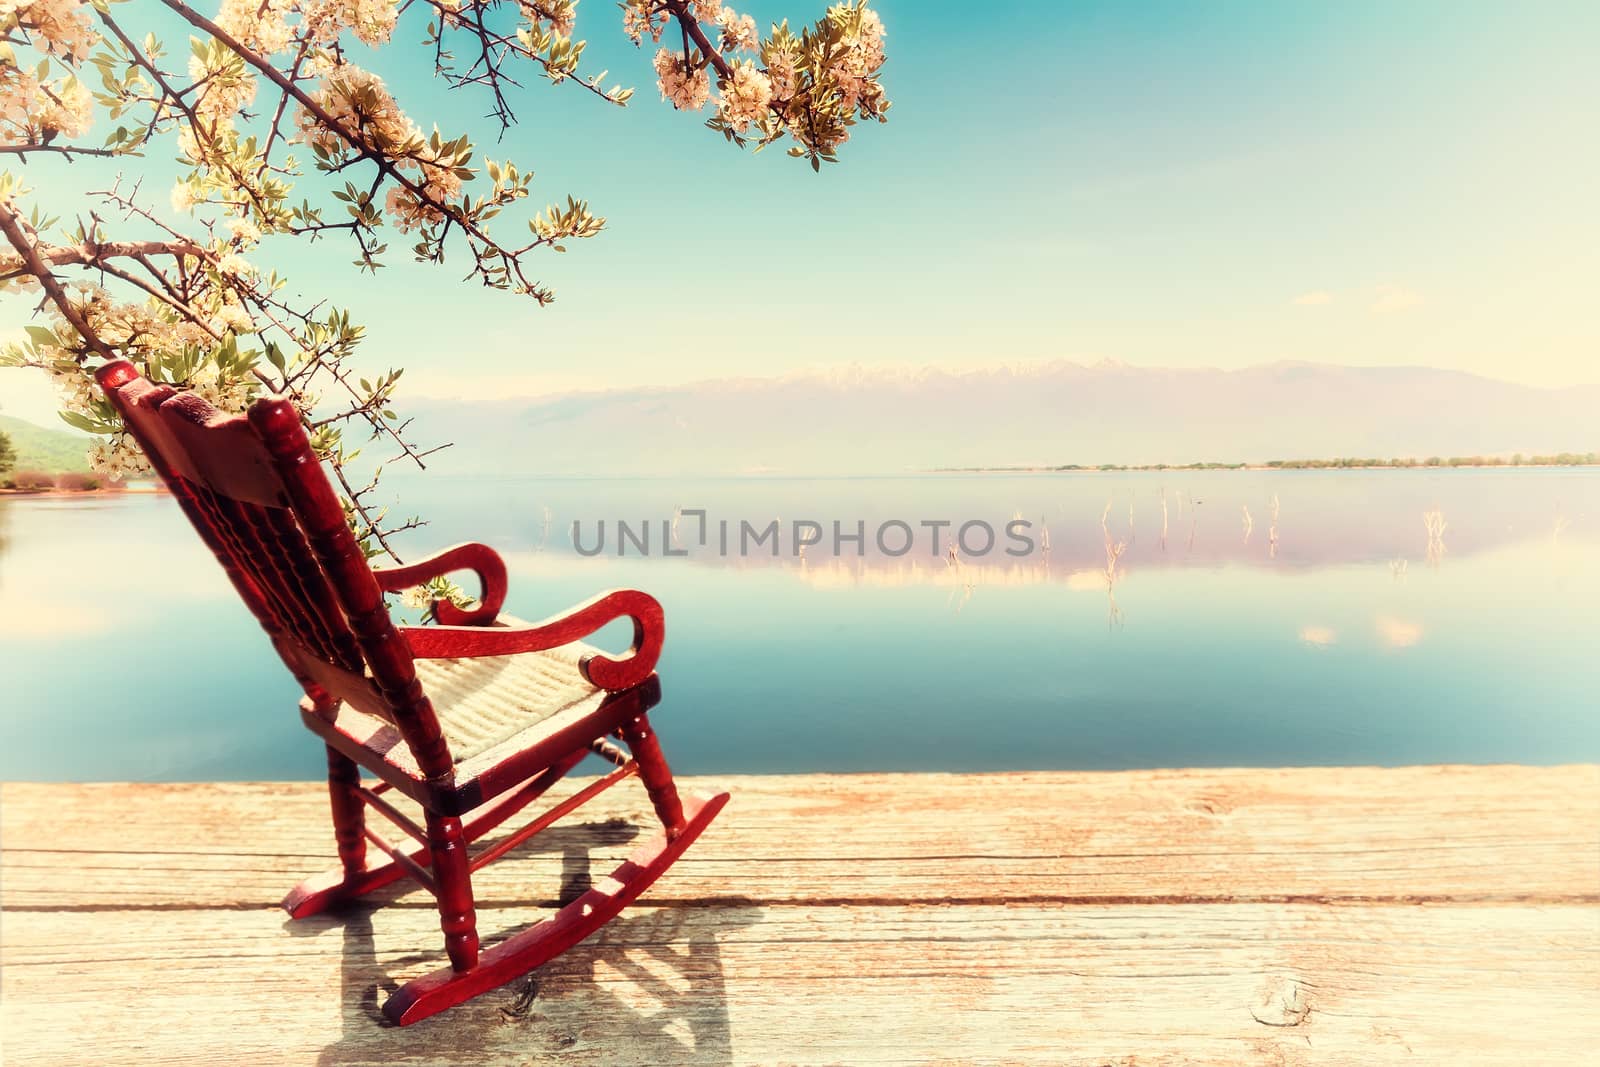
[293,820,758,1066]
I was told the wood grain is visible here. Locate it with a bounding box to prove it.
[3,765,1598,1064]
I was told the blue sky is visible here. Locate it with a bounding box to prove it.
[2,0,1596,423]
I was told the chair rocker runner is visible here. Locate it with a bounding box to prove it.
[96,360,728,1026]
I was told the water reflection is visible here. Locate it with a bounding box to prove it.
[1268,494,1280,559]
[2,467,1597,780]
[436,470,1598,575]
[1376,616,1424,649]
[1298,625,1337,648]
[1424,508,1448,568]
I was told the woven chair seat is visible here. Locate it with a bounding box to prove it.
[413,640,601,763]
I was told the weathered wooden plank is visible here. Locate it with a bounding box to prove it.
[2,767,1597,1065]
[4,766,1597,908]
[3,904,1597,1065]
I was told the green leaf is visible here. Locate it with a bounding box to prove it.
[24,325,62,348]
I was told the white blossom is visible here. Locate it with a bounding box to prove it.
[215,0,295,56]
[653,48,710,112]
[716,8,758,53]
[718,60,772,132]
[170,182,198,214]
[87,434,149,480]
[211,303,254,334]
[302,0,400,49]
[621,1,663,44]
[216,252,254,278]
[5,0,98,64]
[226,217,262,245]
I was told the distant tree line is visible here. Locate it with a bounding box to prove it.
[2,469,120,492]
[942,452,1598,474]
[1055,462,1248,471]
[1262,452,1598,469]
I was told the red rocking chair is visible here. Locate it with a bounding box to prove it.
[96,360,729,1026]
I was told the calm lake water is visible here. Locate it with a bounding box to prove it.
[2,469,1596,781]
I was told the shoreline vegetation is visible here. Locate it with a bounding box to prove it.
[0,472,164,496]
[935,452,1599,474]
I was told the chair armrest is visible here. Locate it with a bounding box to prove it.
[400,589,664,692]
[371,542,507,626]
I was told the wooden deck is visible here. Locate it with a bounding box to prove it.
[2,765,1597,1065]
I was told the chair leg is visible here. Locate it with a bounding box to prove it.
[426,813,480,973]
[282,759,581,921]
[383,789,731,1026]
[326,745,366,877]
[621,712,687,838]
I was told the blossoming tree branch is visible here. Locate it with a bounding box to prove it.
[0,0,888,564]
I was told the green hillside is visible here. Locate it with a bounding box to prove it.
[0,414,92,474]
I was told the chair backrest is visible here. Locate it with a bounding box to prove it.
[96,361,454,777]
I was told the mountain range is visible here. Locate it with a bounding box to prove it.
[412,361,1599,476]
[0,413,91,474]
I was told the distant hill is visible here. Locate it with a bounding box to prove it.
[0,414,91,474]
[413,361,1600,476]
